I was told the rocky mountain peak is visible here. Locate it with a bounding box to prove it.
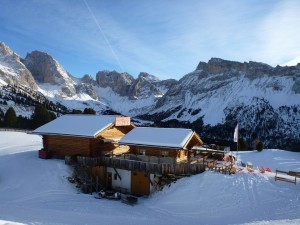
[0,42,37,90]
[24,51,76,97]
[0,42,15,57]
[208,58,245,74]
[24,51,68,83]
[96,70,134,96]
[138,72,160,82]
[128,73,163,100]
[244,61,273,79]
[196,58,245,74]
[81,74,97,85]
[196,57,300,81]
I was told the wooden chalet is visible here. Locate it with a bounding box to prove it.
[119,127,204,163]
[32,115,135,158]
[34,117,205,196]
[104,127,204,195]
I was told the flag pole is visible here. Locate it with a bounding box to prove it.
[236,134,238,164]
[234,124,239,165]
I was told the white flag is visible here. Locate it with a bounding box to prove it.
[234,124,239,142]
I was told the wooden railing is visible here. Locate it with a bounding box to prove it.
[75,156,205,175]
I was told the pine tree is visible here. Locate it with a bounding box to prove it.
[255,138,264,152]
[4,107,17,128]
[238,137,248,151]
[31,104,56,129]
[0,108,4,127]
[83,108,96,115]
[71,109,83,114]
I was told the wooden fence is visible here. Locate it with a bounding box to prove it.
[0,128,32,133]
[76,156,205,175]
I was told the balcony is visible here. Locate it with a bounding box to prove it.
[74,155,205,175]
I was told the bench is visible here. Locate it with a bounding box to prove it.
[288,171,300,178]
[275,169,297,184]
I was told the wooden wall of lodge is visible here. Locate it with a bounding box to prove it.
[185,134,202,150]
[126,133,202,159]
[129,146,187,158]
[42,125,134,157]
[96,125,134,140]
[43,136,118,157]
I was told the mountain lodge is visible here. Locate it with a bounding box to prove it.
[33,115,206,195]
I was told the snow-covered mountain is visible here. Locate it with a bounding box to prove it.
[0,42,37,90]
[0,42,299,150]
[140,58,300,149]
[24,50,77,98]
[95,70,177,116]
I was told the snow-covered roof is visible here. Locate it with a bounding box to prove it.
[119,127,196,149]
[33,115,118,138]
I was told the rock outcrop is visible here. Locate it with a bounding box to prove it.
[24,51,76,97]
[0,42,37,89]
[96,71,176,100]
[96,70,134,96]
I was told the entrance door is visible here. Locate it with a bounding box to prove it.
[131,171,150,195]
[107,172,112,190]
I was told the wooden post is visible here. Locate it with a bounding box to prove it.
[236,139,239,165]
[90,176,93,194]
[96,176,99,192]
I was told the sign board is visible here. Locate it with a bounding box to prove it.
[115,117,131,126]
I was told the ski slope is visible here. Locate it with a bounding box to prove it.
[0,131,299,225]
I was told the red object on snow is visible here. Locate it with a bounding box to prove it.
[38,149,49,159]
[260,166,272,173]
[266,168,272,172]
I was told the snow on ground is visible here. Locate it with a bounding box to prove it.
[238,150,300,172]
[0,132,299,225]
[0,131,41,156]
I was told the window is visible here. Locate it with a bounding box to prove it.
[114,173,118,180]
[161,150,169,157]
[139,149,146,155]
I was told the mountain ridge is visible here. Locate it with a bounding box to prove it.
[0,41,299,150]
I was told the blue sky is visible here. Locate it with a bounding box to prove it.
[1,0,300,80]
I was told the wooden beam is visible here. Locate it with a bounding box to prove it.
[113,168,122,180]
[148,174,153,186]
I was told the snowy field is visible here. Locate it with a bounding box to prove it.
[0,131,299,225]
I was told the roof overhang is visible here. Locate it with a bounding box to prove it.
[31,132,95,138]
[119,142,182,150]
[183,131,203,149]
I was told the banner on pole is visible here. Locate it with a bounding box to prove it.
[234,124,239,142]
